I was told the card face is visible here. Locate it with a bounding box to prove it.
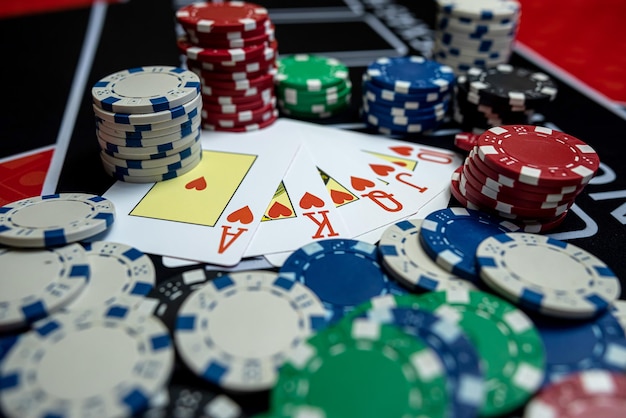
[289,119,463,237]
[244,145,350,257]
[102,120,301,266]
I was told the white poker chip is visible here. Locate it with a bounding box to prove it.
[92,93,202,125]
[437,0,521,20]
[174,270,327,392]
[378,218,476,292]
[92,66,201,114]
[63,241,156,311]
[0,305,174,418]
[477,232,621,319]
[0,193,116,248]
[0,244,89,331]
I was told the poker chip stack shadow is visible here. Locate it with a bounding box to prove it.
[450,125,600,232]
[434,0,521,73]
[454,64,558,131]
[274,54,352,119]
[361,56,455,135]
[91,66,203,183]
[176,1,279,132]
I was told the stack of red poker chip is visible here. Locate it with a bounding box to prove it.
[450,125,600,232]
[175,1,278,132]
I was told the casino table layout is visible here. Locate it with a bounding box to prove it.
[1,0,626,417]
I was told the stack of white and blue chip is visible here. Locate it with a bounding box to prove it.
[433,0,521,73]
[91,66,204,183]
[361,56,455,135]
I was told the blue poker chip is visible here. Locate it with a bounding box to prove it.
[534,311,626,386]
[362,109,444,135]
[278,239,406,321]
[362,95,450,118]
[366,56,456,94]
[419,207,517,282]
[362,79,453,107]
[349,306,484,418]
[92,66,201,114]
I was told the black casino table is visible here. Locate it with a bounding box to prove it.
[1,0,626,417]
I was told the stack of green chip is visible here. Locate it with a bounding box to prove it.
[274,54,352,119]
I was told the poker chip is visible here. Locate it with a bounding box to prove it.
[176,1,269,33]
[415,289,545,417]
[275,54,352,119]
[0,244,89,331]
[477,125,600,188]
[63,241,155,311]
[524,370,626,418]
[477,232,621,319]
[271,319,449,418]
[433,0,520,73]
[174,270,327,392]
[378,218,476,292]
[361,57,452,135]
[532,311,626,385]
[278,238,405,322]
[139,268,224,334]
[418,207,518,282]
[91,66,201,114]
[344,307,485,418]
[0,305,175,418]
[176,2,277,130]
[92,66,203,181]
[0,193,115,248]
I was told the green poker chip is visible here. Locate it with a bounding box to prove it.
[276,80,352,105]
[272,320,449,418]
[275,54,349,91]
[414,290,546,417]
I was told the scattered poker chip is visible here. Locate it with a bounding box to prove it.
[137,384,248,418]
[176,1,269,33]
[0,193,116,248]
[524,370,626,418]
[418,207,517,282]
[0,305,175,418]
[63,241,155,311]
[0,244,89,331]
[272,319,449,418]
[345,307,485,418]
[532,311,626,385]
[278,239,405,322]
[91,66,201,114]
[378,218,476,292]
[477,232,621,319]
[477,125,600,187]
[415,289,545,417]
[139,268,224,333]
[174,270,327,392]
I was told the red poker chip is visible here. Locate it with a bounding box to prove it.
[202,112,278,132]
[201,81,273,98]
[202,101,276,124]
[470,149,583,195]
[184,19,272,41]
[451,166,568,232]
[176,2,269,33]
[201,72,274,92]
[459,170,571,218]
[185,46,276,73]
[202,96,275,115]
[465,156,582,203]
[189,65,275,83]
[454,132,480,152]
[476,125,600,188]
[177,36,271,63]
[462,164,574,209]
[202,87,274,106]
[525,370,626,418]
[188,26,275,49]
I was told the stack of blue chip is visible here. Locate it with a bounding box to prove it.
[361,56,455,136]
[433,0,521,73]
